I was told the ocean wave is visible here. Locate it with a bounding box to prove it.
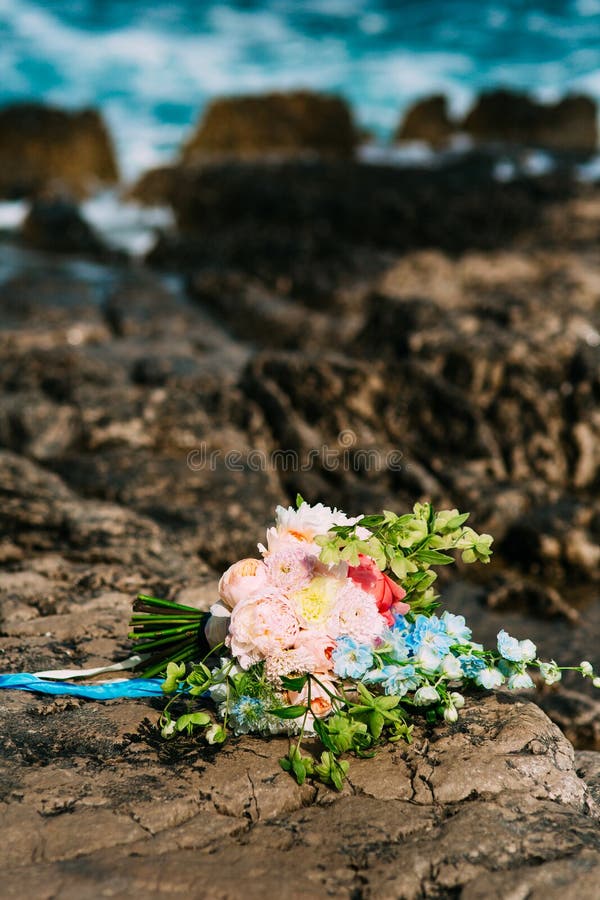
[0,0,599,179]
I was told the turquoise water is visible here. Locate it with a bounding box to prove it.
[1,1,600,176]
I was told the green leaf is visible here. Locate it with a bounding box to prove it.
[292,755,306,785]
[368,710,385,739]
[443,512,470,531]
[415,549,455,565]
[269,705,308,719]
[296,493,305,509]
[175,711,211,732]
[376,695,400,711]
[162,661,186,693]
[280,674,308,692]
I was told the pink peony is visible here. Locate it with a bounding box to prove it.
[347,554,409,625]
[227,590,300,669]
[294,630,335,674]
[218,558,269,611]
[330,581,387,644]
[264,544,315,594]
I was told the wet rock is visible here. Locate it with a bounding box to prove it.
[395,94,454,146]
[125,164,178,206]
[147,159,574,307]
[463,90,598,153]
[21,197,107,255]
[0,102,119,199]
[182,91,357,163]
[0,680,598,898]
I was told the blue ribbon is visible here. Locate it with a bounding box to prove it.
[0,673,168,700]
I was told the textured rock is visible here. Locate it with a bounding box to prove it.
[395,94,454,146]
[463,89,598,153]
[182,91,357,162]
[21,198,107,255]
[0,102,119,199]
[0,672,598,899]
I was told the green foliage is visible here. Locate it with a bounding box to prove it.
[317,503,493,618]
[162,661,186,694]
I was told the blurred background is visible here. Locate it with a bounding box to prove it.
[1,0,600,179]
[0,1,600,749]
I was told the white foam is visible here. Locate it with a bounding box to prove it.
[82,191,174,257]
[358,141,436,167]
[0,200,28,229]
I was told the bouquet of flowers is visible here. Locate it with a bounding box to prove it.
[130,498,598,791]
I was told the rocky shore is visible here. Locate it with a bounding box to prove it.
[1,89,600,896]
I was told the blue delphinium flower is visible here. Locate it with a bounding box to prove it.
[407,615,454,657]
[332,636,374,679]
[458,654,486,678]
[441,611,472,644]
[365,664,420,696]
[497,630,537,663]
[382,628,410,663]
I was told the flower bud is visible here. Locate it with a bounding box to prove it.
[450,691,465,708]
[414,685,439,705]
[593,677,600,689]
[580,661,594,677]
[444,706,458,723]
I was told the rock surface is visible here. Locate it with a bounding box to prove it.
[0,103,119,199]
[463,90,598,153]
[21,198,108,256]
[395,94,454,146]
[182,91,357,163]
[1,145,600,895]
[0,662,599,899]
[394,89,598,153]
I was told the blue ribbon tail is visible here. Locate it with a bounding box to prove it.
[0,673,168,699]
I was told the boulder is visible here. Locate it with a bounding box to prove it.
[463,90,598,153]
[125,164,178,206]
[21,197,107,255]
[181,91,357,162]
[395,94,454,146]
[0,102,119,199]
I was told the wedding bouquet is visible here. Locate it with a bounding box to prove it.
[130,499,598,790]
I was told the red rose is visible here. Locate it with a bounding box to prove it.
[347,554,409,626]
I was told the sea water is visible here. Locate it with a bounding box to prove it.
[1,0,599,180]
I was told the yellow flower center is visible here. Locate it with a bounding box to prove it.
[292,577,340,626]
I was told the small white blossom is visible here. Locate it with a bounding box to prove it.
[450,691,465,708]
[539,661,562,685]
[508,672,534,691]
[441,654,463,679]
[476,667,504,689]
[444,706,458,723]
[593,677,600,689]
[414,685,439,705]
[580,661,594,677]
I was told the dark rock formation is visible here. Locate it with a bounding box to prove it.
[395,94,454,146]
[0,102,119,199]
[181,91,357,163]
[463,89,598,153]
[21,198,107,255]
